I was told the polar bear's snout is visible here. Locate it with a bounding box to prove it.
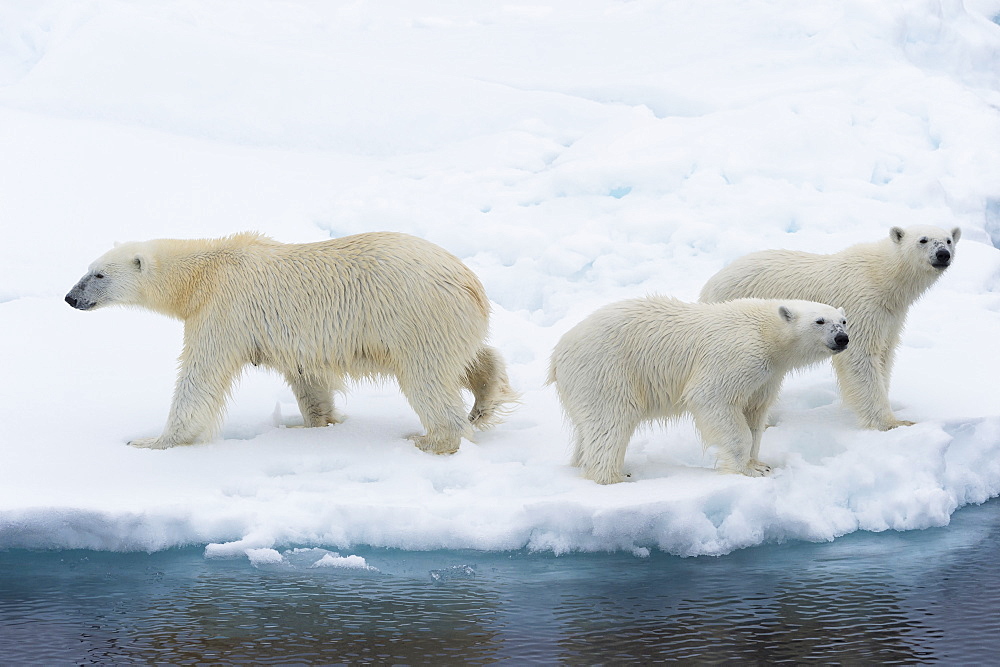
[824,317,849,353]
[932,246,952,268]
[65,276,97,310]
[830,330,849,352]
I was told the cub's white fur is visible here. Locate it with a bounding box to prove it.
[548,297,849,484]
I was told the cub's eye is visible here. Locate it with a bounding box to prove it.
[94,273,105,280]
[919,238,928,244]
[815,318,826,325]
[947,239,952,244]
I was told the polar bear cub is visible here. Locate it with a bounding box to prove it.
[549,297,849,484]
[700,225,959,430]
[66,232,519,454]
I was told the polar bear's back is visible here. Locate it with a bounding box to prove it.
[550,297,781,416]
[698,240,892,313]
[210,232,490,378]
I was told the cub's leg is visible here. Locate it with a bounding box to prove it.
[572,416,640,484]
[690,400,767,477]
[743,390,775,475]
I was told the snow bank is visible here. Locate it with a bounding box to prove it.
[1,0,999,557]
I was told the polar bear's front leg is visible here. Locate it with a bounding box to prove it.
[692,401,770,477]
[833,348,913,430]
[129,346,241,449]
[743,388,778,474]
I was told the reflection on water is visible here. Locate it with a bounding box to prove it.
[2,499,1000,664]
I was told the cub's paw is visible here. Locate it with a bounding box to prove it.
[719,460,772,477]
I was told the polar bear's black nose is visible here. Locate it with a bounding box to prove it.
[65,294,79,308]
[934,248,951,265]
[834,332,849,348]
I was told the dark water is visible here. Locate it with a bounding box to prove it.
[3,500,1000,664]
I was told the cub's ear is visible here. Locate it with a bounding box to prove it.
[951,227,961,244]
[838,307,847,317]
[132,254,144,271]
[778,305,795,322]
[890,227,905,244]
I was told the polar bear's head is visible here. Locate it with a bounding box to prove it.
[778,300,849,355]
[890,225,961,271]
[65,241,150,311]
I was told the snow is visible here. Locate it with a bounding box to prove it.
[1,0,1000,558]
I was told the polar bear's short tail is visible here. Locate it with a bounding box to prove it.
[464,345,521,429]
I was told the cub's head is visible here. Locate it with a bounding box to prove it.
[65,241,150,311]
[778,300,849,356]
[890,225,961,271]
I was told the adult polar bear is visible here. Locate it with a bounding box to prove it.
[65,232,519,454]
[549,297,849,484]
[700,225,960,431]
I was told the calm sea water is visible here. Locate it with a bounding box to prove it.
[3,499,1000,664]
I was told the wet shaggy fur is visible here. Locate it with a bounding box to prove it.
[548,297,849,484]
[66,232,519,453]
[700,225,959,430]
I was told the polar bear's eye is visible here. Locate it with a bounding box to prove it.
[94,273,105,280]
[946,239,952,244]
[815,318,825,325]
[919,238,928,244]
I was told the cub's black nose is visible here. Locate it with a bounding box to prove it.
[65,294,78,308]
[935,248,951,264]
[834,333,849,347]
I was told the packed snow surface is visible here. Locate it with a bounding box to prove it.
[2,0,1000,558]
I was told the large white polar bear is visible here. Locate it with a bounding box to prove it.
[700,225,960,431]
[65,232,519,454]
[548,297,849,484]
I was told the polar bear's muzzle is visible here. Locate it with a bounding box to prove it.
[65,292,94,310]
[931,246,952,269]
[65,276,98,310]
[827,327,849,353]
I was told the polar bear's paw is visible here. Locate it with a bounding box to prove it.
[128,437,173,450]
[719,459,772,477]
[409,433,461,456]
[882,419,916,430]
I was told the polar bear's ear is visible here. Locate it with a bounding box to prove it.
[132,254,144,271]
[890,227,905,244]
[837,307,846,317]
[778,305,795,322]
[951,227,961,244]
